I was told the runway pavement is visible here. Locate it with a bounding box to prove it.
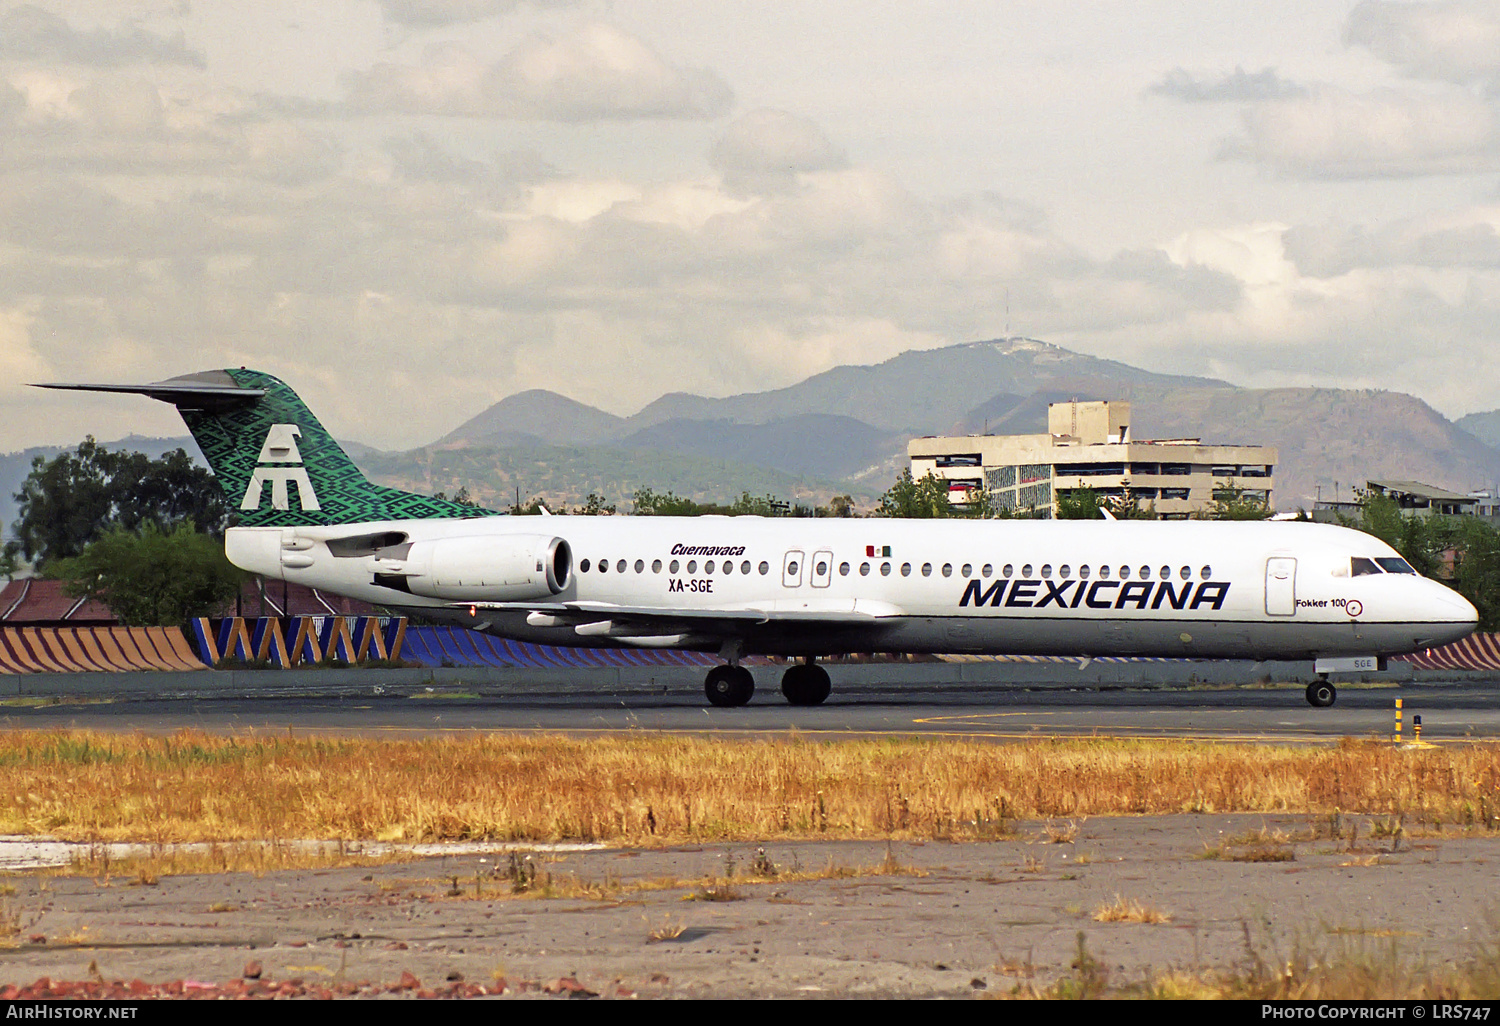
[2,676,1499,742]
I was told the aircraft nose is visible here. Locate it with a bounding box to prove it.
[1430,583,1478,628]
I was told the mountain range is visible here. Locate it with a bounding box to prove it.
[5,338,1499,532]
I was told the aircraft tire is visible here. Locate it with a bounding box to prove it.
[1305,680,1337,708]
[782,664,832,706]
[706,665,754,707]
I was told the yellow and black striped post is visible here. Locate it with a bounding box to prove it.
[1395,697,1403,744]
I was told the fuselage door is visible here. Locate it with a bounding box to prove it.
[810,550,833,588]
[1265,556,1297,616]
[782,550,805,588]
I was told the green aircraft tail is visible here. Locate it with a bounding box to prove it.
[39,369,489,528]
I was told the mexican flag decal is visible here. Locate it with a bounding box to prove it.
[865,545,892,557]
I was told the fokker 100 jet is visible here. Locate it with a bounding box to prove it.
[42,370,1478,708]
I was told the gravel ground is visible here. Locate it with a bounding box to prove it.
[1,814,1495,999]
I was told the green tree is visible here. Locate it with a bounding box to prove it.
[6,438,231,570]
[52,522,248,627]
[1200,485,1274,521]
[632,488,704,516]
[1056,487,1103,520]
[876,470,953,518]
[1453,517,1500,632]
[571,492,617,515]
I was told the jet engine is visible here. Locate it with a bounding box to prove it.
[378,535,571,602]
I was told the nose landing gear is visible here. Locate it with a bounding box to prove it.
[1306,676,1337,708]
[705,664,755,707]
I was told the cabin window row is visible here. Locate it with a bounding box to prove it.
[576,557,1212,582]
[837,562,1211,581]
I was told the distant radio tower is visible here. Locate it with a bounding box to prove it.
[1005,289,1011,337]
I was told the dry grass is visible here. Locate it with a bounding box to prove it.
[0,730,1498,847]
[1091,894,1173,924]
[1013,926,1500,1000]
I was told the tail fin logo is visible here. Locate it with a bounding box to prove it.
[241,424,321,512]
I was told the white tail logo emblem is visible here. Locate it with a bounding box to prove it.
[241,424,321,511]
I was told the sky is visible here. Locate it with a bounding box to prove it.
[4,0,1500,450]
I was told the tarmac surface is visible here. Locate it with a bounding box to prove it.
[0,671,1497,997]
[1,815,1496,998]
[3,677,1500,742]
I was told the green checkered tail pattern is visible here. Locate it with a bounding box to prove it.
[182,369,492,528]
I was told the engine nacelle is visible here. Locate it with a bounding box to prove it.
[393,535,571,602]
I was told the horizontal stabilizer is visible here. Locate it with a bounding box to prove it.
[34,371,264,412]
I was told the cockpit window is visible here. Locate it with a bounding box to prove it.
[1376,557,1417,574]
[1351,557,1383,577]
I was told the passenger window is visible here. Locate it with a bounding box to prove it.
[1099,566,1110,580]
[1060,565,1071,579]
[759,561,770,575]
[1139,566,1150,580]
[1041,565,1052,579]
[1159,566,1170,580]
[981,564,992,578]
[580,559,591,573]
[816,560,828,576]
[669,559,680,574]
[652,559,662,573]
[1079,565,1090,580]
[706,560,716,574]
[1021,564,1033,578]
[942,563,953,577]
[724,560,734,575]
[921,563,932,577]
[1200,566,1212,580]
[901,563,912,577]
[1376,557,1416,574]
[1003,564,1013,578]
[616,559,627,573]
[1118,566,1131,580]
[1179,566,1190,580]
[1351,557,1383,577]
[787,561,798,575]
[961,564,972,578]
[881,562,892,576]
[741,560,751,574]
[687,560,697,574]
[600,559,609,573]
[635,559,644,573]
[860,562,871,576]
[839,562,851,576]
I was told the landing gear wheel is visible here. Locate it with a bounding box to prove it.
[705,665,755,707]
[781,663,832,706]
[1306,679,1337,708]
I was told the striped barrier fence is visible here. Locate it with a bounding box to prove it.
[189,616,409,667]
[0,626,208,674]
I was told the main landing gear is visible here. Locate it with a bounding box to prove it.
[1305,676,1337,708]
[781,659,831,706]
[702,658,833,708]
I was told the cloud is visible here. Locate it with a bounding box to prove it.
[343,23,733,120]
[376,1,577,27]
[1149,66,1308,103]
[0,4,204,68]
[1229,85,1500,177]
[0,75,343,183]
[709,109,847,192]
[1345,0,1500,84]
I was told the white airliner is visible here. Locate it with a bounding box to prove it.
[42,370,1479,709]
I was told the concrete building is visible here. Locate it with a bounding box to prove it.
[908,400,1276,518]
[1313,481,1494,523]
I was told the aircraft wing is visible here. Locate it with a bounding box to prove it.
[450,598,904,646]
